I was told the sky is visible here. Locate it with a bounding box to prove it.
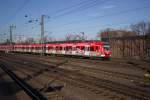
[0,0,150,41]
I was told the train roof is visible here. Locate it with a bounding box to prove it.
[0,41,105,47]
[46,40,100,44]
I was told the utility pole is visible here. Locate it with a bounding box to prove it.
[9,25,16,52]
[41,15,45,55]
[10,25,16,45]
[26,14,49,55]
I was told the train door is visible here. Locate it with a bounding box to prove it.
[18,46,20,52]
[76,45,84,56]
[95,45,101,56]
[52,46,56,54]
[59,46,61,54]
[76,46,80,55]
[91,45,99,56]
[98,45,105,57]
[27,46,29,52]
[66,46,72,55]
[56,46,62,54]
[29,45,31,52]
[84,45,90,56]
[72,45,76,55]
[46,45,48,53]
[61,45,65,54]
[33,46,35,53]
[48,45,53,54]
[55,46,59,54]
[25,46,27,52]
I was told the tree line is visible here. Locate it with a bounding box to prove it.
[1,21,150,45]
[97,21,150,39]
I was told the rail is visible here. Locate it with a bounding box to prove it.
[0,62,46,100]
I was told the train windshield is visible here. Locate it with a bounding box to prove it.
[103,45,110,51]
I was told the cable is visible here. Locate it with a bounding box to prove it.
[51,20,129,33]
[51,5,150,28]
[50,0,110,20]
[48,0,92,15]
[0,0,30,33]
[51,4,150,33]
[10,0,31,22]
[51,0,98,18]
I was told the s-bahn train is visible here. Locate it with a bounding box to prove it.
[0,41,111,59]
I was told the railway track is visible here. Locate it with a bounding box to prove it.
[0,59,68,100]
[61,63,150,87]
[0,62,46,100]
[5,54,150,85]
[10,53,150,70]
[1,56,150,100]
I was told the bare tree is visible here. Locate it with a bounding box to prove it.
[78,32,86,40]
[130,21,150,36]
[24,37,35,44]
[65,32,87,41]
[47,37,56,42]
[97,28,113,42]
[97,28,113,38]
[146,22,150,36]
[65,33,74,41]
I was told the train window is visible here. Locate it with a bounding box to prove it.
[66,46,72,51]
[36,47,40,50]
[90,47,94,51]
[48,47,52,50]
[65,47,68,51]
[63,47,66,50]
[60,47,62,50]
[75,47,76,51]
[88,47,90,51]
[96,46,99,50]
[66,46,69,51]
[81,46,85,50]
[72,47,76,51]
[56,46,59,50]
[76,46,80,49]
[57,46,61,50]
[104,45,110,51]
[85,47,90,51]
[53,47,56,50]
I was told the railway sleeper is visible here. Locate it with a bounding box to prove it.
[0,62,46,100]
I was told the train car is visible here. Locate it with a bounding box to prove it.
[0,41,111,59]
[45,41,111,58]
[0,45,12,53]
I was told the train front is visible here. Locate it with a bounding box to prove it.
[103,44,111,59]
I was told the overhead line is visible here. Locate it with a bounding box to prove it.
[51,5,150,28]
[1,0,30,33]
[48,0,92,15]
[10,0,31,22]
[51,20,128,33]
[50,0,111,20]
[51,0,98,19]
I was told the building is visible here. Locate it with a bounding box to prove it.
[101,30,136,42]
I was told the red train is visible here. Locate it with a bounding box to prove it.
[0,41,111,59]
